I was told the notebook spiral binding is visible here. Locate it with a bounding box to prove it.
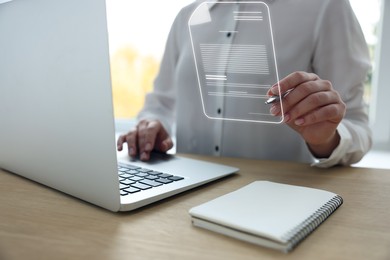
[282,195,343,252]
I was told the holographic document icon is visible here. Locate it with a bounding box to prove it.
[189,1,283,123]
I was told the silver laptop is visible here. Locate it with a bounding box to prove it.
[0,0,238,212]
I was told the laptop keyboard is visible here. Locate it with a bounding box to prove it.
[118,163,184,196]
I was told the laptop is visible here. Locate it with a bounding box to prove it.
[0,0,238,212]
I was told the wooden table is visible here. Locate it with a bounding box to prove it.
[1,154,390,260]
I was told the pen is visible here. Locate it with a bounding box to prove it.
[265,89,293,105]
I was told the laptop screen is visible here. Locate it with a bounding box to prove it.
[0,0,122,211]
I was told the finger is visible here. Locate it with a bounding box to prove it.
[275,80,333,116]
[125,130,138,157]
[270,84,331,117]
[116,135,126,151]
[156,136,174,152]
[293,103,346,126]
[137,120,159,161]
[285,90,341,123]
[143,121,161,152]
[269,71,319,95]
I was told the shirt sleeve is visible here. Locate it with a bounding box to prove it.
[312,121,372,168]
[310,0,372,167]
[136,7,187,136]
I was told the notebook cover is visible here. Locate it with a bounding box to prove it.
[189,181,343,252]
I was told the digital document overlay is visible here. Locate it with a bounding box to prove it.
[189,1,283,123]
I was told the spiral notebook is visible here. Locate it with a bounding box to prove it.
[189,181,343,253]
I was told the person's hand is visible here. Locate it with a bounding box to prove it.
[117,119,173,161]
[268,71,346,158]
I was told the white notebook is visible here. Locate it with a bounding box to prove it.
[189,181,343,253]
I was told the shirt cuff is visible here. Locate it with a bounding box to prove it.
[311,123,352,168]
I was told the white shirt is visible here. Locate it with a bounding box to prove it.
[137,0,372,168]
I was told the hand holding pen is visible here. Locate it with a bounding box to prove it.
[265,89,293,105]
[265,71,346,159]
